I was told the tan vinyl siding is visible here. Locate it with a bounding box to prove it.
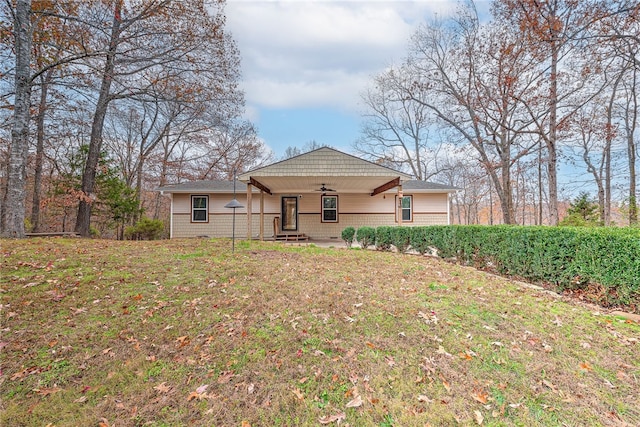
[296,193,393,214]
[170,192,449,239]
[172,213,278,238]
[172,193,279,215]
[413,193,449,213]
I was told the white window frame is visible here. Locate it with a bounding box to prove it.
[321,195,338,223]
[191,195,209,223]
[396,195,413,222]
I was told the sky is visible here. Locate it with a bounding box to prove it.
[225,0,475,158]
[223,1,622,200]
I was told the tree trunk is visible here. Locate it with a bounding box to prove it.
[30,70,53,232]
[75,1,122,237]
[547,42,560,226]
[538,142,543,225]
[627,66,638,225]
[2,0,32,238]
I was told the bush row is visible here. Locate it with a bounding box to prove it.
[342,225,640,310]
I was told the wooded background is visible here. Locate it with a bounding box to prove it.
[1,0,638,238]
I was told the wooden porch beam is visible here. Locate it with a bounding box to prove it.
[370,177,400,196]
[249,177,272,195]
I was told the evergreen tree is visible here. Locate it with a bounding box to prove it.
[560,192,601,226]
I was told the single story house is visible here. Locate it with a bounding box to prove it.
[157,147,458,240]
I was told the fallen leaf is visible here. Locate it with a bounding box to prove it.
[345,394,363,408]
[217,371,234,384]
[365,341,376,349]
[542,379,557,392]
[241,421,251,427]
[436,345,452,357]
[616,371,628,380]
[187,391,202,401]
[472,391,489,404]
[153,382,171,393]
[579,362,593,372]
[34,387,62,396]
[442,380,451,393]
[73,395,88,403]
[474,410,484,425]
[417,394,433,403]
[460,351,474,361]
[318,412,346,424]
[292,388,304,400]
[102,347,113,354]
[196,384,209,394]
[385,355,396,367]
[176,336,190,348]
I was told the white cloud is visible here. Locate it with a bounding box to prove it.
[226,1,456,111]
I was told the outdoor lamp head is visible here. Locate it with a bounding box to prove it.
[224,198,244,209]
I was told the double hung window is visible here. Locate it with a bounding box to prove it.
[397,195,412,222]
[322,195,338,222]
[192,195,208,222]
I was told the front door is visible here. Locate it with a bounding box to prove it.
[281,197,298,231]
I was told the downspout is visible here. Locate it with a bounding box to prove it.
[167,192,173,239]
[397,185,403,226]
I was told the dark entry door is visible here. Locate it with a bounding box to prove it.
[281,197,298,231]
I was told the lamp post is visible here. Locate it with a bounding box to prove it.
[224,171,244,253]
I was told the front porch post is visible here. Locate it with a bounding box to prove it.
[397,185,403,226]
[247,183,253,240]
[259,190,264,241]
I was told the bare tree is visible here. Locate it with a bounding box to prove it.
[356,68,439,181]
[2,0,32,237]
[493,0,639,225]
[399,4,539,224]
[75,0,243,236]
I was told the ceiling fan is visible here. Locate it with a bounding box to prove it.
[315,183,336,193]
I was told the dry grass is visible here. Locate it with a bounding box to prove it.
[1,238,638,426]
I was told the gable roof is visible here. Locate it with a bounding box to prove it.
[239,147,413,179]
[237,147,413,194]
[157,148,459,194]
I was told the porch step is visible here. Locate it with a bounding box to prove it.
[275,233,309,242]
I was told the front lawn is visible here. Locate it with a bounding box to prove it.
[1,238,638,426]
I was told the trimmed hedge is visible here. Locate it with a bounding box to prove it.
[341,226,355,248]
[356,226,376,249]
[391,226,412,253]
[375,226,393,251]
[383,225,640,310]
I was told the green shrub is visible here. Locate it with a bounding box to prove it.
[409,227,432,255]
[356,226,376,249]
[89,226,100,238]
[341,227,356,248]
[409,225,640,310]
[125,217,164,240]
[391,227,412,253]
[375,226,393,251]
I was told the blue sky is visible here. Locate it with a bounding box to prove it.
[224,1,631,202]
[225,0,477,158]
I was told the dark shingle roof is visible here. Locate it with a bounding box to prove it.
[403,180,460,191]
[156,179,459,194]
[156,180,249,193]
